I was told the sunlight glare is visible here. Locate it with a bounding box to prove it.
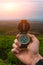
[4,3,18,12]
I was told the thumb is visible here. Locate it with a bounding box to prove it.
[16,34,20,39]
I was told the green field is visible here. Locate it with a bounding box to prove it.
[0,35,43,65]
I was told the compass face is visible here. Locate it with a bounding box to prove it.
[18,34,30,44]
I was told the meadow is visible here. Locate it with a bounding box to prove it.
[0,35,43,65]
[0,21,43,65]
[0,35,19,65]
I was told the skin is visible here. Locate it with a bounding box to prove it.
[11,34,43,65]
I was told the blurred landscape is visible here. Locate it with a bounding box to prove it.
[0,0,43,65]
[0,20,43,35]
[0,20,43,65]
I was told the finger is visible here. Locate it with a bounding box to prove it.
[14,39,21,47]
[11,48,19,54]
[12,43,22,51]
[27,34,39,42]
[27,34,35,39]
[16,34,20,39]
[12,43,18,48]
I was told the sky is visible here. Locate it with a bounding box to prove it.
[0,0,43,21]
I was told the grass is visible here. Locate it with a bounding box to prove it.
[0,35,43,65]
[0,35,20,65]
[37,35,43,56]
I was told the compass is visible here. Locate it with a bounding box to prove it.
[18,34,30,44]
[18,20,30,48]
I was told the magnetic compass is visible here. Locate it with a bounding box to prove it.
[18,20,30,48]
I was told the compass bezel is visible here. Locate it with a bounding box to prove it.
[18,34,30,45]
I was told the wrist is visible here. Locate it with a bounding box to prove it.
[32,54,43,65]
[35,59,43,65]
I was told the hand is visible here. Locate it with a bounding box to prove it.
[11,34,40,65]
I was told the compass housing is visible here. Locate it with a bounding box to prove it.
[18,20,30,48]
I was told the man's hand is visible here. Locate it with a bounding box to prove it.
[11,34,40,65]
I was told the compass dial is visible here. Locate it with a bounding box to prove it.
[18,34,30,44]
